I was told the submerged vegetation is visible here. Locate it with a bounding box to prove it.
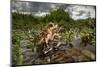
[12,8,96,65]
